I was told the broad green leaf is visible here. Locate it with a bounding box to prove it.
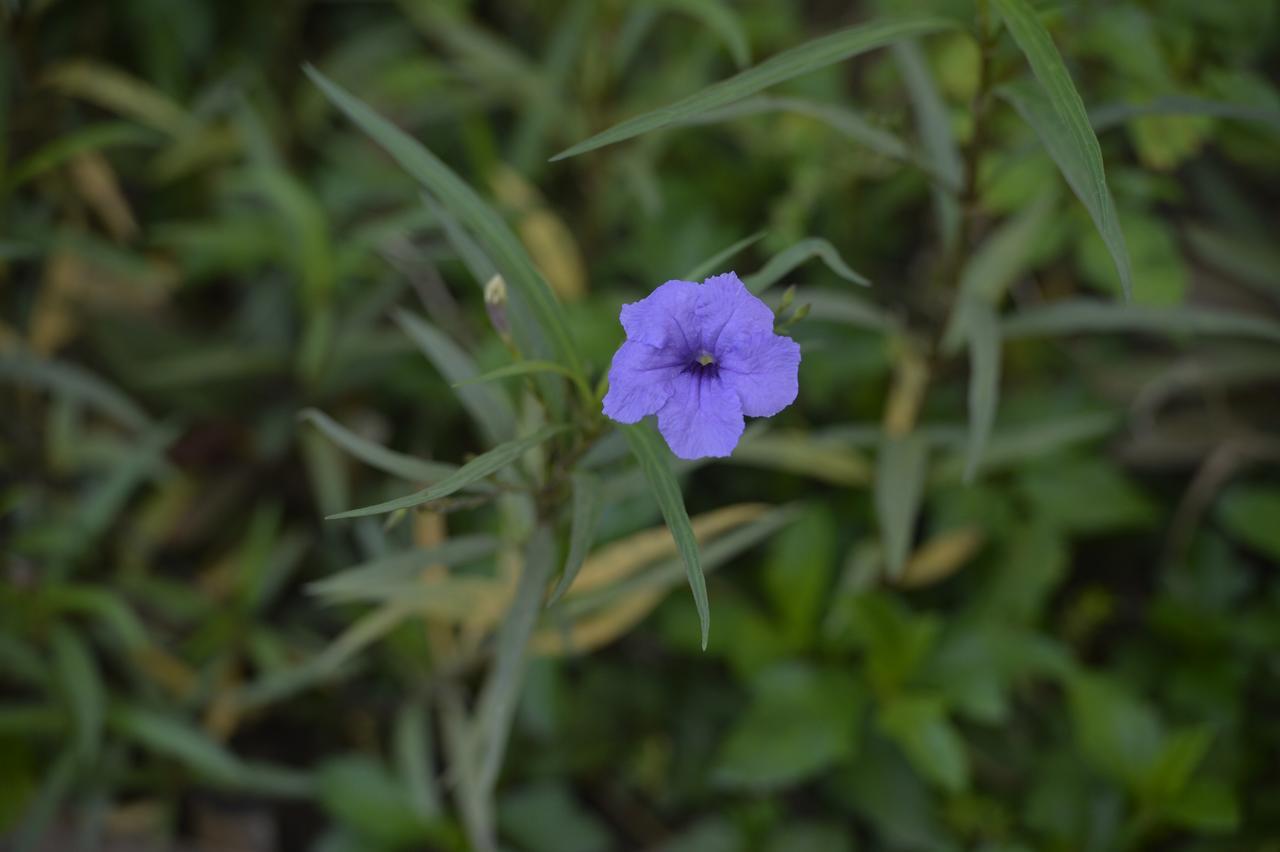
[1018,457,1154,534]
[993,0,1132,299]
[687,95,913,165]
[1067,673,1163,789]
[319,755,452,848]
[305,66,582,393]
[1216,485,1280,561]
[1161,780,1240,832]
[552,15,955,160]
[328,425,567,519]
[762,505,837,645]
[0,349,151,430]
[876,434,928,579]
[620,422,710,648]
[475,524,557,791]
[307,535,500,601]
[963,298,1001,482]
[765,823,853,852]
[1002,299,1280,345]
[50,626,104,765]
[550,472,602,602]
[744,237,870,293]
[877,695,969,792]
[393,308,517,446]
[498,781,612,852]
[681,230,766,281]
[713,662,863,790]
[299,408,483,489]
[1141,725,1213,802]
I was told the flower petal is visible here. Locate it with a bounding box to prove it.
[718,332,801,417]
[602,341,683,423]
[696,271,776,351]
[619,279,700,349]
[656,372,745,459]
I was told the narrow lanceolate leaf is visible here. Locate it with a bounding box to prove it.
[328,425,567,519]
[682,230,767,281]
[620,423,710,648]
[392,308,516,446]
[744,237,871,293]
[992,0,1132,300]
[0,350,151,430]
[299,408,485,488]
[550,472,603,602]
[876,433,928,579]
[551,15,955,160]
[475,524,557,793]
[1001,300,1280,345]
[51,627,104,764]
[305,67,582,383]
[1090,95,1280,134]
[307,535,500,601]
[963,299,1001,483]
[893,40,962,193]
[644,0,750,68]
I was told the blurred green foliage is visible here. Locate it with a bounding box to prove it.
[3,0,1280,850]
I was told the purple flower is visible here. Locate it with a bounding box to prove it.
[602,272,801,459]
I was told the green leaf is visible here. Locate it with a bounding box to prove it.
[453,359,576,387]
[1067,673,1163,789]
[50,626,104,765]
[1090,94,1280,134]
[687,95,913,165]
[4,121,158,189]
[728,429,872,486]
[993,0,1132,300]
[893,40,962,193]
[713,662,864,790]
[1002,299,1280,345]
[1217,485,1280,561]
[307,535,500,602]
[475,524,557,792]
[963,298,1001,483]
[299,408,482,489]
[1141,725,1213,802]
[744,237,870,293]
[550,472,602,603]
[1018,457,1154,534]
[681,230,767,280]
[327,425,567,519]
[0,349,151,431]
[1161,780,1240,832]
[393,308,517,446]
[620,422,710,648]
[498,781,612,852]
[877,695,969,792]
[319,755,449,848]
[762,505,837,645]
[108,704,242,783]
[305,66,581,389]
[551,15,955,160]
[394,699,442,819]
[643,0,750,68]
[796,288,900,333]
[876,434,929,579]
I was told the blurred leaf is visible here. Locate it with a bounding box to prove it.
[1018,457,1154,534]
[393,309,517,446]
[309,535,498,602]
[897,527,984,589]
[620,422,710,648]
[43,60,189,134]
[0,349,151,430]
[763,504,836,645]
[878,694,969,792]
[299,408,479,488]
[319,755,452,849]
[49,626,103,765]
[394,699,442,819]
[4,121,158,189]
[849,593,939,693]
[797,287,900,332]
[729,428,873,486]
[553,15,955,159]
[876,433,929,578]
[645,0,750,68]
[1160,780,1240,832]
[475,525,557,791]
[328,424,566,519]
[894,39,963,193]
[681,230,767,280]
[1067,673,1163,790]
[765,822,853,852]
[1002,299,1280,345]
[1216,485,1280,561]
[1090,94,1280,134]
[550,472,602,602]
[1141,725,1213,802]
[744,236,870,293]
[1077,212,1187,305]
[962,298,1001,482]
[498,781,611,852]
[713,661,864,790]
[993,0,1132,298]
[10,748,76,852]
[108,704,241,783]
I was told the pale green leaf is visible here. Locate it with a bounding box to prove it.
[875,434,928,579]
[550,472,603,603]
[1002,300,1280,345]
[744,237,870,293]
[299,408,480,487]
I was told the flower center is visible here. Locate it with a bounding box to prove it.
[695,351,716,366]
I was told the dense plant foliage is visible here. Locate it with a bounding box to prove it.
[3,0,1279,850]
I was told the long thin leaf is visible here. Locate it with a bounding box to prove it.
[620,423,710,648]
[992,0,1132,299]
[0,349,151,430]
[893,40,962,192]
[875,433,928,579]
[50,626,104,765]
[644,0,750,67]
[393,308,516,446]
[1001,300,1280,345]
[305,67,582,392]
[1090,95,1280,134]
[795,288,899,332]
[299,408,480,487]
[551,15,955,160]
[744,237,870,293]
[475,524,557,793]
[681,230,767,281]
[550,472,603,602]
[963,299,1001,483]
[308,535,500,601]
[328,425,567,519]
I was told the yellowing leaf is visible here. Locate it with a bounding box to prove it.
[896,528,985,588]
[491,166,587,301]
